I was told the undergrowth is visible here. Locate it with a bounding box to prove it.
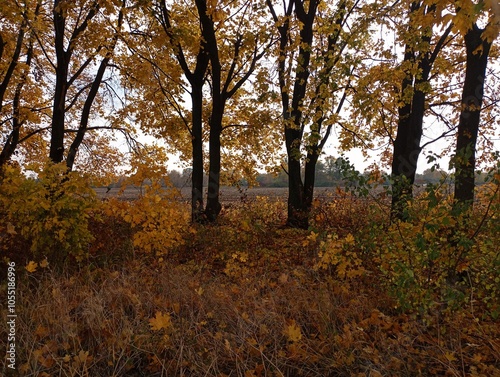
[0,166,499,376]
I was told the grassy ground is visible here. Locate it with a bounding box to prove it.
[1,192,499,376]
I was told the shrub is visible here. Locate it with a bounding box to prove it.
[0,163,97,266]
[102,146,191,256]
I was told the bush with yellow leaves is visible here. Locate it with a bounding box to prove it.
[0,163,97,265]
[102,146,190,255]
[315,233,366,280]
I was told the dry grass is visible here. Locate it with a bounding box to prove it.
[1,195,499,376]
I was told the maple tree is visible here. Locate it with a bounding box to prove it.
[390,1,454,220]
[196,0,276,221]
[351,0,499,220]
[48,0,126,171]
[452,1,499,208]
[266,0,372,228]
[122,0,278,223]
[2,0,498,225]
[118,0,210,221]
[156,0,209,222]
[1,2,124,174]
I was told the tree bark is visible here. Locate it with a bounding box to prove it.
[50,0,99,165]
[205,108,223,222]
[50,0,69,164]
[158,0,209,222]
[195,0,223,222]
[191,87,205,222]
[0,80,24,167]
[453,25,492,209]
[285,0,317,229]
[390,3,451,220]
[391,87,425,220]
[304,150,320,210]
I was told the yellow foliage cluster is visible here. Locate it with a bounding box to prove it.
[1,148,192,266]
[0,163,97,263]
[102,146,190,255]
[103,182,189,255]
[315,233,365,279]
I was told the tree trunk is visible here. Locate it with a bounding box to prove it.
[50,72,67,164]
[191,88,205,222]
[390,2,446,220]
[158,0,209,222]
[286,142,307,228]
[453,26,491,209]
[284,0,317,229]
[391,89,425,220]
[0,84,23,167]
[196,0,223,223]
[50,0,68,164]
[205,104,223,222]
[304,150,320,210]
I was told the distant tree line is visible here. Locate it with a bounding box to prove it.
[161,157,491,189]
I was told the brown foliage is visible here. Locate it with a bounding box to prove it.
[1,194,499,376]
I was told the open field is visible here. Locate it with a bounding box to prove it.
[94,186,371,203]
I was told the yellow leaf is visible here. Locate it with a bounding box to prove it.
[149,311,172,331]
[39,259,49,268]
[344,233,355,245]
[278,273,289,284]
[35,325,49,338]
[74,350,90,364]
[307,231,318,243]
[241,220,251,231]
[25,261,38,273]
[472,353,483,364]
[6,222,17,235]
[284,319,302,342]
[444,351,457,362]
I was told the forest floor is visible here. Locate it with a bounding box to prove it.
[1,190,499,376]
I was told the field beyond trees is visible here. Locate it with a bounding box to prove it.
[1,165,499,377]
